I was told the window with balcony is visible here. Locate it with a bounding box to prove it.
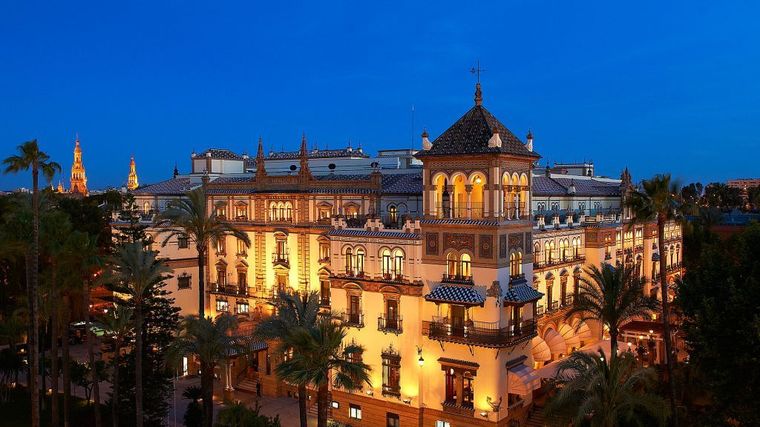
[216,265,227,286]
[215,204,226,218]
[381,348,401,397]
[346,293,363,327]
[382,249,392,277]
[216,299,228,313]
[237,268,247,288]
[445,252,472,282]
[345,247,353,273]
[443,367,475,410]
[235,203,247,219]
[379,297,401,333]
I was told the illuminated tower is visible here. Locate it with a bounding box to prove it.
[69,135,88,195]
[127,156,139,190]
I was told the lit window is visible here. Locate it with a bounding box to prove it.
[237,238,247,255]
[386,413,400,427]
[381,249,392,277]
[331,401,339,409]
[393,249,404,277]
[510,252,522,276]
[349,404,362,420]
[216,238,225,254]
[236,301,249,314]
[436,421,451,427]
[460,253,471,278]
[381,351,401,397]
[216,299,228,312]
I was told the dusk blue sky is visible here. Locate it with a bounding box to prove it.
[1,1,759,190]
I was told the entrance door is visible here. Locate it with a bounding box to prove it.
[450,305,465,337]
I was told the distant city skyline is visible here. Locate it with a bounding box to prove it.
[2,1,759,190]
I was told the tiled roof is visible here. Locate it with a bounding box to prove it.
[326,228,420,239]
[533,176,621,197]
[417,105,538,158]
[193,149,244,160]
[132,177,198,195]
[309,188,376,194]
[212,176,253,184]
[425,284,485,306]
[503,277,544,304]
[382,173,423,194]
[419,218,500,226]
[268,147,370,160]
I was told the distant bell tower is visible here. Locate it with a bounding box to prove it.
[69,135,88,195]
[127,156,139,190]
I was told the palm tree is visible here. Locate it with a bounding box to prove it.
[107,242,170,427]
[155,188,250,318]
[626,173,682,424]
[545,350,668,427]
[279,318,371,427]
[3,139,61,427]
[95,305,133,427]
[168,313,242,427]
[566,264,658,357]
[254,291,320,427]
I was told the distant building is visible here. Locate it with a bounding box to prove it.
[127,156,139,190]
[727,178,760,189]
[69,136,88,195]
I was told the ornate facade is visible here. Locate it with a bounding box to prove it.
[121,83,683,426]
[127,156,139,190]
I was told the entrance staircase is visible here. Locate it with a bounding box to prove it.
[526,405,546,427]
[236,377,260,395]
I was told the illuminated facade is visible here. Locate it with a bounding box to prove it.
[122,84,683,426]
[69,136,88,195]
[127,156,139,190]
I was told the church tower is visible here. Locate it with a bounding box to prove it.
[127,156,139,190]
[69,136,88,195]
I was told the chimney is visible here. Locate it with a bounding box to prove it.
[421,129,431,150]
[488,128,502,148]
[526,130,534,152]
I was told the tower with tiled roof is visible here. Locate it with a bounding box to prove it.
[69,135,88,195]
[127,156,139,190]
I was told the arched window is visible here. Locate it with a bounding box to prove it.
[355,248,365,275]
[393,249,405,278]
[460,253,472,279]
[216,263,227,287]
[534,242,541,261]
[560,239,568,261]
[285,202,293,221]
[388,205,398,224]
[345,247,353,273]
[381,249,392,278]
[572,238,581,258]
[278,202,285,221]
[143,201,151,214]
[269,202,277,221]
[510,251,523,277]
[446,252,457,278]
[675,245,680,265]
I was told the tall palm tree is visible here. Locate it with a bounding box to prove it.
[95,305,133,427]
[254,291,320,427]
[566,264,658,357]
[626,173,682,424]
[168,313,242,427]
[3,139,61,427]
[545,350,668,427]
[280,318,371,427]
[107,242,171,427]
[155,188,250,318]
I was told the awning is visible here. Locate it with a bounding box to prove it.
[508,364,541,395]
[531,336,551,362]
[544,328,566,355]
[425,284,485,306]
[573,321,593,345]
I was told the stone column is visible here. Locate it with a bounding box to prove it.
[465,185,472,219]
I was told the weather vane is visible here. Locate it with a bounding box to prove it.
[470,60,485,83]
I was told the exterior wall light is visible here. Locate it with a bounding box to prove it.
[416,346,424,366]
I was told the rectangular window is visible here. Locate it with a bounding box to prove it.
[349,404,362,420]
[236,301,249,314]
[216,238,225,254]
[331,401,339,409]
[216,299,228,313]
[178,275,191,289]
[436,421,451,427]
[386,413,400,427]
[382,353,401,397]
[178,236,189,249]
[237,239,247,255]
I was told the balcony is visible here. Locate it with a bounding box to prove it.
[441,273,473,285]
[210,283,249,297]
[344,269,365,279]
[272,252,289,268]
[377,315,403,334]
[442,400,474,417]
[234,215,248,222]
[547,300,559,312]
[666,262,683,272]
[533,254,585,270]
[562,294,575,307]
[380,272,406,283]
[318,256,330,264]
[341,312,364,328]
[423,317,536,348]
[536,305,545,318]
